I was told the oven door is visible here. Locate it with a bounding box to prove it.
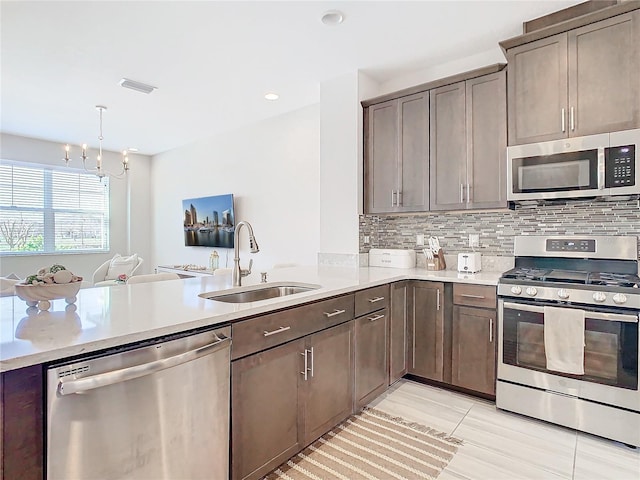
[507,133,607,201]
[498,299,639,411]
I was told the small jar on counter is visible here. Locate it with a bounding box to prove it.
[209,251,219,271]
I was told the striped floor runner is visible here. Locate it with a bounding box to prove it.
[264,407,462,480]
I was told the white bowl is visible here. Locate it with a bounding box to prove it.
[14,282,82,309]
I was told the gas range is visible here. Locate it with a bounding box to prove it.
[497,235,640,309]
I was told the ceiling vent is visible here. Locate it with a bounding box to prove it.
[119,78,157,94]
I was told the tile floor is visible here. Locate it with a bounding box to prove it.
[367,379,640,480]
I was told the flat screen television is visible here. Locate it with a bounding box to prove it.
[183,194,235,248]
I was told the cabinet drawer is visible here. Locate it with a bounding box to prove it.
[355,285,390,317]
[453,284,496,308]
[231,295,354,360]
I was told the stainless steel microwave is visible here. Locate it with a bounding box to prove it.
[507,129,640,202]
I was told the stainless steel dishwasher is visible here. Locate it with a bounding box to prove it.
[46,326,231,480]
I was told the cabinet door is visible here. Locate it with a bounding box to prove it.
[451,306,496,396]
[507,33,569,145]
[429,82,467,210]
[231,339,304,480]
[389,281,409,385]
[466,71,508,209]
[409,282,445,381]
[365,100,399,213]
[569,10,640,137]
[398,92,430,212]
[303,321,354,444]
[355,309,388,410]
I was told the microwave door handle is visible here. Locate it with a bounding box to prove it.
[502,302,638,323]
[598,147,605,190]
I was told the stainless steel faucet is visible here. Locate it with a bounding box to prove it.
[232,221,260,287]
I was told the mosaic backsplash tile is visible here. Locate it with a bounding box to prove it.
[360,199,640,258]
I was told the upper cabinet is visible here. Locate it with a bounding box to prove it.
[363,64,506,214]
[364,92,429,213]
[506,9,640,145]
[430,71,507,210]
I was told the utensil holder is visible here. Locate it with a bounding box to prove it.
[426,249,446,271]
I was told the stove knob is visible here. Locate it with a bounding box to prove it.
[526,287,538,297]
[510,286,522,295]
[592,292,607,303]
[557,289,570,299]
[612,293,628,305]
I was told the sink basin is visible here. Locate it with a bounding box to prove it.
[200,282,321,304]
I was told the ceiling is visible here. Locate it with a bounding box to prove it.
[1,1,581,156]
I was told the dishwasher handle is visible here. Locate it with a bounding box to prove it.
[58,335,231,396]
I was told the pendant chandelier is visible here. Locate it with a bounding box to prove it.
[63,105,130,179]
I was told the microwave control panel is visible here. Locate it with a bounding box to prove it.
[605,144,635,188]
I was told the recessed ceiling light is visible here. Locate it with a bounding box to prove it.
[321,10,344,26]
[119,78,157,94]
[127,147,139,153]
[265,93,279,101]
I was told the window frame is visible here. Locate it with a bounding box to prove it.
[0,159,111,256]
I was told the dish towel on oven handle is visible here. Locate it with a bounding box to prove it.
[543,306,585,375]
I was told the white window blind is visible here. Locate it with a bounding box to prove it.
[0,161,110,254]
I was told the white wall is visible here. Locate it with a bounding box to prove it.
[151,104,320,273]
[0,133,152,280]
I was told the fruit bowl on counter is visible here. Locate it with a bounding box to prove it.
[14,265,83,311]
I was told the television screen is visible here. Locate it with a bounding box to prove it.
[182,194,235,248]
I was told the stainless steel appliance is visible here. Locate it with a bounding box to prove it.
[496,236,639,446]
[507,129,640,202]
[47,326,231,479]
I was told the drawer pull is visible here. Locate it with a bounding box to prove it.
[368,314,385,322]
[367,296,385,303]
[324,309,346,318]
[263,326,291,337]
[461,293,486,299]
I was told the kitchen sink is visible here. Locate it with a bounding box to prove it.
[200,282,321,303]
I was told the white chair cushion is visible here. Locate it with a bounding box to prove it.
[105,254,139,280]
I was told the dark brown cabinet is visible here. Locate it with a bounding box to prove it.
[1,365,44,480]
[364,92,429,213]
[389,281,409,385]
[451,284,497,396]
[506,10,640,145]
[354,285,390,410]
[408,281,445,382]
[231,297,355,480]
[429,70,507,210]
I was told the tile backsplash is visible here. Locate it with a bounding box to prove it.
[360,198,640,258]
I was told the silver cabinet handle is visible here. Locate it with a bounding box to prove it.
[301,350,308,381]
[436,289,441,311]
[398,190,403,206]
[309,347,314,378]
[324,309,346,318]
[263,326,291,337]
[59,336,231,396]
[368,314,385,322]
[561,108,566,132]
[460,184,464,202]
[570,107,575,131]
[466,184,471,203]
[368,296,385,303]
[489,318,493,343]
[461,294,485,299]
[391,190,397,206]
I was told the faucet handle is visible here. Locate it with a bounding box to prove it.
[240,259,253,278]
[261,272,268,283]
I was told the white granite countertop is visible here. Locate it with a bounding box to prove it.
[0,265,503,372]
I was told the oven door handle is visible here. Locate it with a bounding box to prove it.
[502,302,638,323]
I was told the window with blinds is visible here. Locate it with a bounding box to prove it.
[0,161,110,254]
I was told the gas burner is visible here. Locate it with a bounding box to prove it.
[588,272,640,288]
[502,267,550,281]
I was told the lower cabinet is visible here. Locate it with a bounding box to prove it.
[451,284,498,396]
[408,281,445,382]
[389,281,409,385]
[231,321,354,480]
[354,308,388,410]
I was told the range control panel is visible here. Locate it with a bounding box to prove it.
[545,239,596,252]
[605,144,635,187]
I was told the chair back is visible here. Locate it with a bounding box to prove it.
[127,273,180,284]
